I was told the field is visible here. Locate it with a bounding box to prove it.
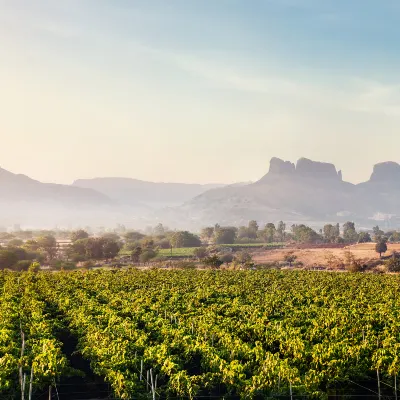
[253,242,400,268]
[158,247,197,257]
[220,243,284,248]
[1,269,400,399]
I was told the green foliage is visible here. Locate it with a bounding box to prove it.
[124,231,145,242]
[203,255,223,268]
[36,235,58,261]
[170,231,201,248]
[283,252,298,266]
[67,237,121,260]
[139,249,157,263]
[0,250,18,270]
[344,250,363,272]
[158,247,196,257]
[385,255,400,272]
[358,231,372,243]
[70,229,89,242]
[291,224,320,243]
[28,262,41,273]
[213,227,237,244]
[193,247,208,259]
[7,238,23,247]
[343,221,358,243]
[376,239,388,258]
[323,223,340,243]
[11,260,32,271]
[2,270,400,399]
[234,251,253,264]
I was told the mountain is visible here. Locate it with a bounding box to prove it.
[0,167,115,227]
[0,167,112,205]
[157,158,400,229]
[72,177,225,208]
[4,158,400,230]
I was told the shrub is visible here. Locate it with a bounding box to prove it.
[12,260,32,271]
[193,247,208,259]
[204,255,223,268]
[139,249,157,263]
[220,253,234,264]
[386,254,400,272]
[283,252,297,266]
[344,250,363,272]
[234,251,253,264]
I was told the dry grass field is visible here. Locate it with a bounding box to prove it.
[252,243,400,268]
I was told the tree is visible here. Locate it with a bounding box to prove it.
[124,231,146,242]
[213,227,237,245]
[358,232,372,243]
[292,225,320,243]
[101,232,120,241]
[70,230,89,242]
[153,223,165,236]
[373,225,385,240]
[37,235,58,261]
[102,238,121,259]
[237,226,250,240]
[201,227,214,242]
[376,239,388,258]
[284,252,298,267]
[24,239,39,251]
[343,222,358,243]
[170,231,201,248]
[130,246,143,263]
[7,246,27,261]
[193,247,208,259]
[262,223,276,243]
[11,260,32,272]
[323,224,340,243]
[8,238,23,246]
[0,250,18,269]
[390,231,400,243]
[247,220,259,239]
[276,221,286,242]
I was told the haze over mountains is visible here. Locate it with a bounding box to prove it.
[2,158,400,230]
[72,178,224,209]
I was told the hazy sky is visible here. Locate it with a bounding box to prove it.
[1,0,400,185]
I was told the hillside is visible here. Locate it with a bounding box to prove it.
[0,167,115,227]
[157,157,400,229]
[72,177,225,208]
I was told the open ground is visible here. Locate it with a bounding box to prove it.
[252,242,400,267]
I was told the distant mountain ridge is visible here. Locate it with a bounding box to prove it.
[0,167,111,205]
[72,177,225,208]
[2,158,400,229]
[156,157,400,229]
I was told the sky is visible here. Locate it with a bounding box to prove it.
[1,0,400,185]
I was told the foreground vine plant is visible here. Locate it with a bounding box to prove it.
[1,269,400,399]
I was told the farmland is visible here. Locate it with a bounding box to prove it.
[1,269,400,399]
[253,242,400,268]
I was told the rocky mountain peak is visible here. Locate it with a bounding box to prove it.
[296,158,341,180]
[268,157,295,175]
[370,161,400,182]
[264,157,342,181]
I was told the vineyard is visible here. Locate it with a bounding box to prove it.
[1,270,400,399]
